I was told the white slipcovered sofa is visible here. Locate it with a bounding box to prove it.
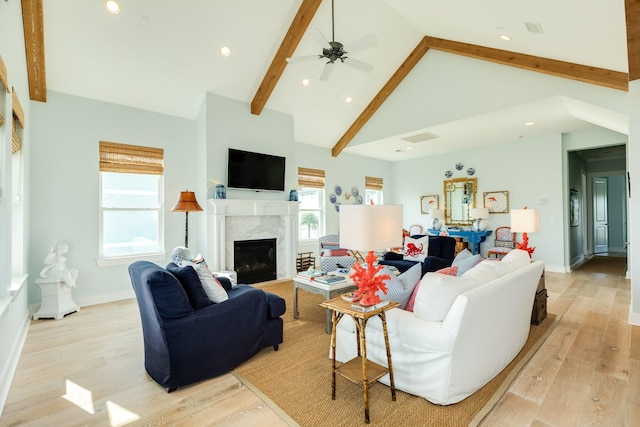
[333,249,544,405]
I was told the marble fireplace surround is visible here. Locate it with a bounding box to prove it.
[207,199,298,280]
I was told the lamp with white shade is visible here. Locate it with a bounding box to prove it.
[429,208,444,231]
[339,205,403,306]
[470,207,490,231]
[510,207,539,257]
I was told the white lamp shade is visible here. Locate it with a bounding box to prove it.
[470,207,490,219]
[511,208,540,233]
[429,208,444,219]
[339,205,403,251]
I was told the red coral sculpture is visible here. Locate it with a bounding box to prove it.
[349,251,390,306]
[516,233,536,257]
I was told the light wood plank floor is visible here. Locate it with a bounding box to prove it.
[2,258,637,426]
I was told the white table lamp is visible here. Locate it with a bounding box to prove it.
[339,205,403,305]
[510,207,539,257]
[470,207,490,231]
[429,208,444,230]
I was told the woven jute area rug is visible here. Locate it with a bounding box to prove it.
[234,280,558,427]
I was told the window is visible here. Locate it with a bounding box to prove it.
[365,176,383,205]
[99,141,164,259]
[298,167,325,241]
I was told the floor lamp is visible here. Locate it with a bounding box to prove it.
[339,205,403,306]
[511,207,539,257]
[171,190,203,248]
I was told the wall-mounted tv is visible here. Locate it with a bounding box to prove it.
[227,148,286,192]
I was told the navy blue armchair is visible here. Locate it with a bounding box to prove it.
[380,235,457,275]
[128,260,285,392]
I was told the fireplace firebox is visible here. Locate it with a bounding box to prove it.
[233,238,277,284]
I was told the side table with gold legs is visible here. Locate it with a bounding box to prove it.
[320,297,398,424]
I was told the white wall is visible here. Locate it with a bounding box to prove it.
[391,134,565,271]
[29,91,198,306]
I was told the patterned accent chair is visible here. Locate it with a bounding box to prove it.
[487,226,516,259]
[318,234,356,272]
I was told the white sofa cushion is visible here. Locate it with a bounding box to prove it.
[493,249,531,276]
[413,261,497,322]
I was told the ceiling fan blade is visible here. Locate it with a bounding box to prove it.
[343,57,373,71]
[286,55,321,63]
[343,34,377,53]
[309,28,330,48]
[319,62,334,81]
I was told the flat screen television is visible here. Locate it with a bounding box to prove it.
[227,148,286,192]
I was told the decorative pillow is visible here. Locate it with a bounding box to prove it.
[377,263,422,309]
[147,269,194,319]
[436,265,458,276]
[451,249,482,276]
[181,261,229,303]
[322,249,349,257]
[403,236,429,262]
[404,280,421,312]
[166,262,212,309]
[171,246,194,265]
[493,249,531,277]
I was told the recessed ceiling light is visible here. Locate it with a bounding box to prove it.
[104,0,121,15]
[499,34,512,41]
[301,78,310,87]
[406,147,413,150]
[524,121,536,126]
[219,46,231,57]
[345,96,353,103]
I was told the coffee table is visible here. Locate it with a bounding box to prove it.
[293,275,356,333]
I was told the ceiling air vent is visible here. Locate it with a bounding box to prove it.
[525,22,544,34]
[401,131,439,144]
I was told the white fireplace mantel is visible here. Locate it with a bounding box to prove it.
[207,199,299,280]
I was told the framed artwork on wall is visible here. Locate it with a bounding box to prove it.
[420,195,439,214]
[570,189,580,227]
[483,191,509,213]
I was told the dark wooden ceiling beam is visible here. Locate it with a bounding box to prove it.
[21,0,47,102]
[331,38,430,157]
[424,36,628,91]
[626,0,640,81]
[251,0,322,115]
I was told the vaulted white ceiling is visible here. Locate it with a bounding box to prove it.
[41,0,630,160]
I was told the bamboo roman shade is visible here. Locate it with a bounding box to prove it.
[11,87,24,154]
[298,167,325,188]
[99,141,164,175]
[365,176,383,191]
[0,55,7,127]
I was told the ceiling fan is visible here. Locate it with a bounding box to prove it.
[286,0,377,81]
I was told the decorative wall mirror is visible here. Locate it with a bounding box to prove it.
[443,177,477,226]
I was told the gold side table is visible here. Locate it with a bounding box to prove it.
[320,296,398,424]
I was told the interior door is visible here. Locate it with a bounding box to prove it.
[593,177,608,253]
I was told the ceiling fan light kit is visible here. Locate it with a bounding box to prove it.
[286,0,377,81]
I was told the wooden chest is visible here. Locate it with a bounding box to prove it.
[531,288,548,325]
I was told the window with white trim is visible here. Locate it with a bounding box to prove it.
[99,141,164,258]
[365,176,383,205]
[298,167,325,241]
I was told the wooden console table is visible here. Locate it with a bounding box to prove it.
[320,297,398,424]
[428,229,492,255]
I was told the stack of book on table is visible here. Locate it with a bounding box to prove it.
[313,274,346,284]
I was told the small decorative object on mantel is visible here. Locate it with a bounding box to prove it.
[34,242,80,320]
[207,178,221,199]
[289,189,298,202]
[214,184,226,199]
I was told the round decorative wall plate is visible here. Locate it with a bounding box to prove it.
[351,187,359,197]
[356,195,364,204]
[455,162,464,170]
[329,193,337,204]
[445,170,453,178]
[335,185,342,196]
[334,202,341,212]
[467,167,475,176]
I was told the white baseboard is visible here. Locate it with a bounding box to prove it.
[75,289,135,308]
[544,264,567,273]
[629,308,640,326]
